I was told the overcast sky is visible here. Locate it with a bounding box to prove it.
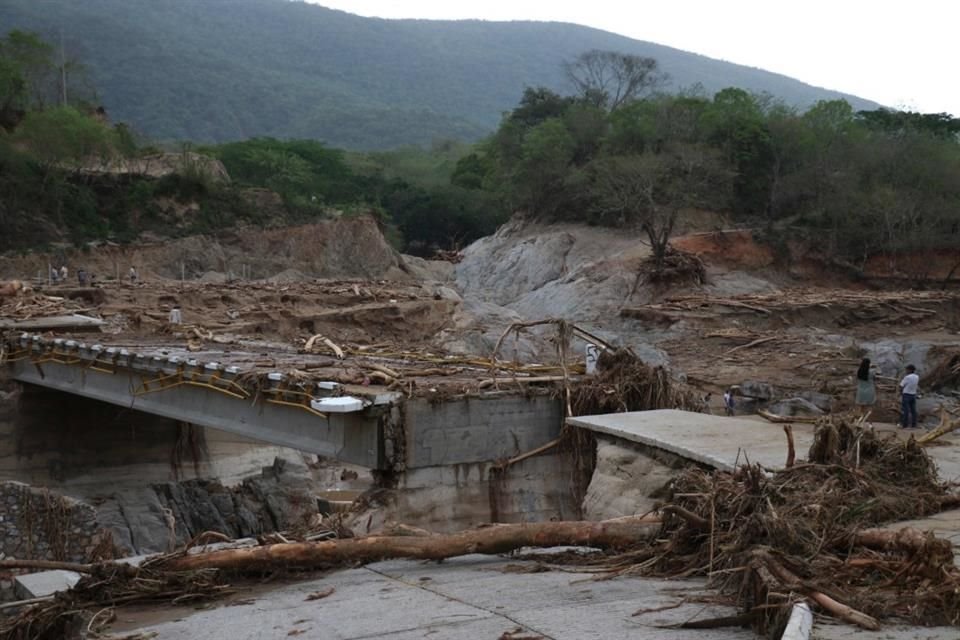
[309,0,957,116]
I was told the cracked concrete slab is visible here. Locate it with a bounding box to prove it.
[119,554,753,640]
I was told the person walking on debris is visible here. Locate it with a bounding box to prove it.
[77,269,87,286]
[899,364,920,429]
[855,358,877,419]
[168,304,182,326]
[128,266,139,284]
[723,387,736,416]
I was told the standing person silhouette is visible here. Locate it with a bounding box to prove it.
[899,365,920,429]
[854,358,876,419]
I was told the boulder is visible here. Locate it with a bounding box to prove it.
[767,397,825,418]
[796,391,834,412]
[739,380,776,400]
[582,437,680,520]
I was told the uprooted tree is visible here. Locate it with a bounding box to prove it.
[586,144,733,268]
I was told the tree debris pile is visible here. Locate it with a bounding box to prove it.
[621,288,957,325]
[608,417,957,635]
[0,289,90,320]
[0,561,228,640]
[640,247,706,286]
[922,349,960,392]
[569,348,702,416]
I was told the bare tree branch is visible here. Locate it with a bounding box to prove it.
[563,50,667,111]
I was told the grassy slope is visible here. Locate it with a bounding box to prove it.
[0,0,878,148]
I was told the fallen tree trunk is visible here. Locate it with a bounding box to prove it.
[758,409,819,424]
[752,550,880,631]
[159,515,660,573]
[850,526,953,565]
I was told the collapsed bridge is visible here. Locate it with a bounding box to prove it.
[0,334,563,471]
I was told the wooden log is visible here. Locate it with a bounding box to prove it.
[806,591,880,631]
[723,336,778,356]
[0,559,96,574]
[758,409,820,424]
[916,411,960,445]
[753,550,879,631]
[783,424,796,468]
[158,516,660,573]
[850,526,953,563]
[362,363,401,379]
[661,505,710,530]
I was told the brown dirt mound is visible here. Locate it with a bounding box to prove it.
[864,249,960,281]
[0,216,404,283]
[671,230,774,269]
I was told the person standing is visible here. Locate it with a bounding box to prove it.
[128,266,139,284]
[59,265,68,282]
[168,304,182,326]
[854,358,876,418]
[899,365,920,429]
[723,387,736,416]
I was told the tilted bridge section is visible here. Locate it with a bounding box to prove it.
[1,334,561,471]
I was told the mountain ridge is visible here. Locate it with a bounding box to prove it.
[0,0,880,148]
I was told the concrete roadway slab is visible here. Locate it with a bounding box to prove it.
[13,569,79,599]
[568,409,818,471]
[568,409,960,481]
[122,554,753,640]
[813,620,958,639]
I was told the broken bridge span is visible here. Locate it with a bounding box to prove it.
[1,334,563,471]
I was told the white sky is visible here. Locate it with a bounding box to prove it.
[309,0,958,116]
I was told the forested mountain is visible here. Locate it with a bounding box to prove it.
[0,0,878,149]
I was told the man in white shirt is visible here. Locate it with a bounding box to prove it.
[723,388,735,416]
[899,365,920,429]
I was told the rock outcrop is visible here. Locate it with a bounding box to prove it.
[97,458,322,555]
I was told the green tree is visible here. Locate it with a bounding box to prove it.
[0,56,26,130]
[13,106,116,168]
[856,109,960,140]
[512,118,576,217]
[507,87,575,128]
[703,88,773,216]
[1,30,56,107]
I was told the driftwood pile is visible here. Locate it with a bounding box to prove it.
[640,248,707,287]
[0,559,228,640]
[555,416,958,635]
[569,347,703,416]
[0,291,89,321]
[622,288,957,324]
[923,350,960,392]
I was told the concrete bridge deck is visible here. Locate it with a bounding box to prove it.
[2,334,563,471]
[568,409,817,471]
[568,408,960,480]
